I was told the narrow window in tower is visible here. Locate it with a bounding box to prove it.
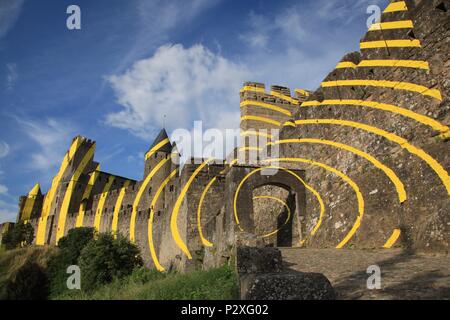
[154,153,157,159]
[148,187,152,195]
[170,185,174,192]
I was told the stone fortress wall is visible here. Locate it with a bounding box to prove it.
[1,0,448,272]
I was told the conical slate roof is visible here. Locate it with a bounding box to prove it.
[145,129,172,158]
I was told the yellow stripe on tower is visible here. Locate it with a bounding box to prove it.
[241,115,281,127]
[21,184,41,221]
[76,167,101,227]
[275,138,406,203]
[240,100,292,116]
[111,180,131,236]
[36,137,82,245]
[145,138,170,160]
[130,156,171,242]
[171,159,214,259]
[148,168,178,272]
[240,86,265,94]
[300,99,449,136]
[294,119,450,195]
[321,80,442,101]
[295,89,310,97]
[383,1,408,13]
[270,91,299,105]
[369,20,413,31]
[197,177,217,247]
[360,39,421,49]
[262,159,365,249]
[56,143,96,243]
[94,176,116,232]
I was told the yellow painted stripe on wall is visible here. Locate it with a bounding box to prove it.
[383,1,407,13]
[240,100,292,116]
[56,144,96,243]
[148,169,178,272]
[270,91,299,105]
[241,130,273,140]
[275,138,407,203]
[336,60,429,70]
[336,62,358,69]
[321,80,442,101]
[300,99,449,135]
[283,121,296,127]
[263,158,365,249]
[36,137,82,245]
[171,159,214,259]
[295,89,310,97]
[94,176,116,232]
[111,180,131,236]
[239,147,263,152]
[294,119,450,195]
[21,196,36,221]
[360,39,421,49]
[76,168,101,227]
[369,20,413,31]
[240,86,265,93]
[130,156,171,242]
[197,177,217,247]
[145,138,170,160]
[383,228,401,248]
[241,115,281,126]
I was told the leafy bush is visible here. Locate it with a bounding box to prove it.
[5,262,49,300]
[78,233,143,292]
[47,227,95,297]
[1,222,34,250]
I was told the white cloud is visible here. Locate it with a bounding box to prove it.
[5,62,18,90]
[17,118,77,173]
[106,44,250,140]
[0,184,7,194]
[0,199,17,223]
[0,140,9,158]
[0,0,25,39]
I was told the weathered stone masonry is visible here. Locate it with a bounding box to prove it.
[1,0,448,271]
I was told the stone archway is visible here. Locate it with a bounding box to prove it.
[226,165,306,247]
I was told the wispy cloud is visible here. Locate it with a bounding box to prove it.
[0,140,9,158]
[5,62,18,90]
[16,117,77,174]
[106,44,250,139]
[0,0,25,39]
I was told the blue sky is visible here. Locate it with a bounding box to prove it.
[0,0,388,223]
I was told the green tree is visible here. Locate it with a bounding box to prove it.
[47,227,95,297]
[1,222,34,250]
[78,233,143,292]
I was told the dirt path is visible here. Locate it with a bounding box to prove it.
[280,248,450,300]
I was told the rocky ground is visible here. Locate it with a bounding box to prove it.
[280,248,450,300]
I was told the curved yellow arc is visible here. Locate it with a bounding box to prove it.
[149,169,178,272]
[360,39,421,49]
[197,177,217,247]
[94,176,116,232]
[300,99,449,136]
[383,228,401,248]
[241,115,281,126]
[275,138,406,203]
[145,138,170,160]
[369,20,413,31]
[36,137,82,245]
[336,60,429,70]
[233,166,326,240]
[240,86,265,93]
[130,156,171,242]
[321,80,441,101]
[383,1,407,13]
[240,100,292,116]
[295,119,450,195]
[262,158,365,249]
[253,195,291,238]
[171,159,214,259]
[76,167,101,228]
[56,143,96,243]
[111,180,131,236]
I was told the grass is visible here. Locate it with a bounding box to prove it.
[54,265,239,300]
[0,246,58,299]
